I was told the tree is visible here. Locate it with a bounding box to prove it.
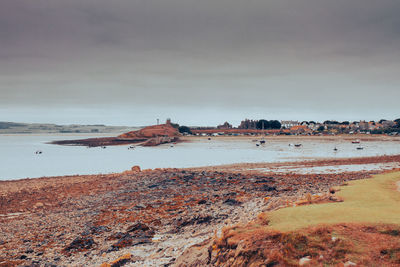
[317,125,325,132]
[256,120,281,129]
[323,120,339,125]
[395,118,400,127]
[256,120,269,130]
[270,120,282,129]
[170,123,180,129]
[178,126,192,134]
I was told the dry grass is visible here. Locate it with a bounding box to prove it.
[267,171,400,231]
[212,223,400,266]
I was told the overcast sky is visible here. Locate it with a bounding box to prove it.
[1,0,399,126]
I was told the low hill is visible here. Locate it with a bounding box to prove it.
[52,123,180,147]
[118,123,180,139]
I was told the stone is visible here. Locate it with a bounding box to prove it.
[126,222,151,233]
[299,256,311,266]
[109,253,132,267]
[344,261,357,266]
[131,166,141,172]
[63,236,95,253]
[176,215,213,228]
[223,198,242,206]
[33,202,44,209]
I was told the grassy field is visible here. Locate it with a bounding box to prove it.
[210,171,400,266]
[267,171,400,231]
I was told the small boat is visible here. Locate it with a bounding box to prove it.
[333,147,338,151]
[352,139,360,144]
[256,143,260,147]
[102,146,107,149]
[35,150,42,154]
[128,145,135,150]
[294,144,302,147]
[356,146,364,150]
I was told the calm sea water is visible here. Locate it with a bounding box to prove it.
[1,134,399,180]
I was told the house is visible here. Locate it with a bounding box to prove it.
[281,120,300,129]
[289,125,311,134]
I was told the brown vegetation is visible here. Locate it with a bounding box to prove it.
[118,123,179,139]
[188,223,400,266]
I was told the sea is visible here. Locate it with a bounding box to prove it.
[1,134,400,180]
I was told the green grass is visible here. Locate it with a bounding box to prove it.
[268,171,400,231]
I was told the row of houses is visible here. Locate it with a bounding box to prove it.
[281,120,399,134]
[189,119,399,136]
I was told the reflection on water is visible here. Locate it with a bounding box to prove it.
[0,135,399,180]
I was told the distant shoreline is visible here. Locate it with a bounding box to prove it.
[0,121,140,135]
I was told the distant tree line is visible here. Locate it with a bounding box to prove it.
[178,126,192,134]
[0,122,26,129]
[256,120,281,129]
[239,119,281,129]
[323,120,349,125]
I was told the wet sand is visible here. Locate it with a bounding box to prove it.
[192,154,400,173]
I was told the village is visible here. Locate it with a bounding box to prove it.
[186,118,400,136]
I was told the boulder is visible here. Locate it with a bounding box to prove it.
[33,202,44,209]
[299,256,311,266]
[101,253,132,267]
[131,166,141,172]
[63,236,95,253]
[174,238,213,267]
[344,261,357,267]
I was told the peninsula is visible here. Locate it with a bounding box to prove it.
[51,120,180,147]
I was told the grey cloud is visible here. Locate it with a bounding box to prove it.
[0,0,400,124]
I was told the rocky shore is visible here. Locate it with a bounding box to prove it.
[0,159,383,266]
[51,123,180,147]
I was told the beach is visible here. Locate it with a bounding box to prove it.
[1,147,400,265]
